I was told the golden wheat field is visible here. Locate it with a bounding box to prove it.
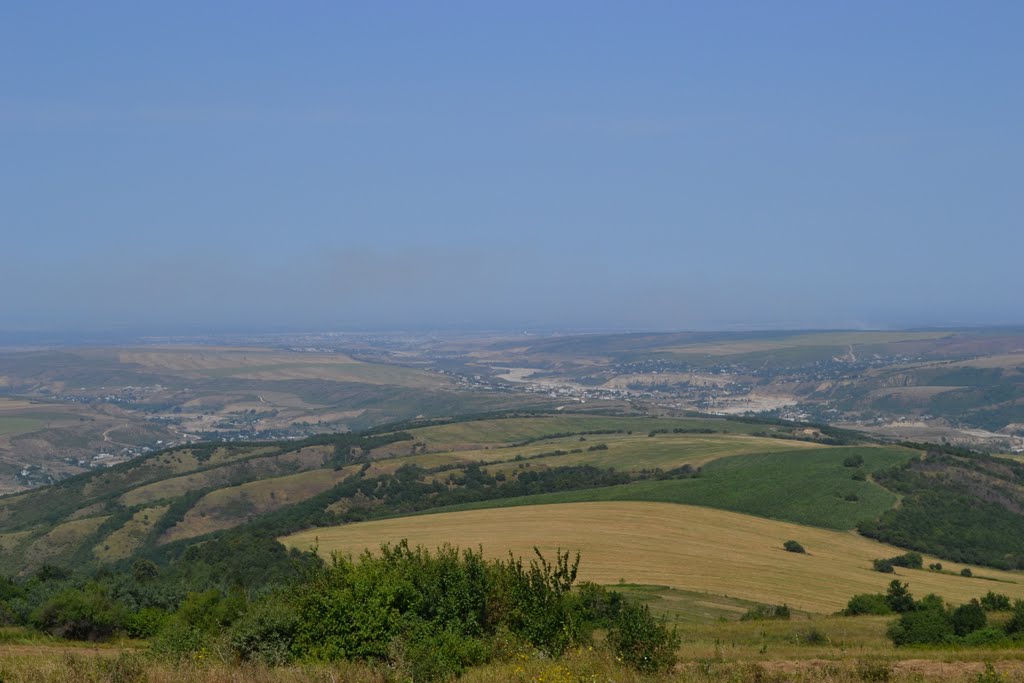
[282,501,1024,614]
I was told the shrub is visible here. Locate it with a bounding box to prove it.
[873,559,895,574]
[875,552,922,572]
[950,599,986,637]
[794,625,828,645]
[606,601,680,673]
[890,552,923,569]
[961,568,973,577]
[843,454,865,468]
[229,596,299,666]
[1002,600,1024,635]
[887,604,954,646]
[928,562,943,571]
[741,604,791,621]
[980,591,1011,612]
[29,584,125,641]
[783,540,806,554]
[152,590,246,659]
[962,626,1008,647]
[843,593,892,616]
[124,607,168,639]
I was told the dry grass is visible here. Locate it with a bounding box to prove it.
[24,516,109,567]
[4,646,1024,682]
[159,465,361,543]
[282,501,1024,614]
[93,505,169,561]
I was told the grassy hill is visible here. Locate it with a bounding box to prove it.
[0,412,832,573]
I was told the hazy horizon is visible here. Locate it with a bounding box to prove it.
[4,3,1022,333]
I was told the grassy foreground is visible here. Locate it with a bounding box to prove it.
[282,501,1024,614]
[5,644,1024,682]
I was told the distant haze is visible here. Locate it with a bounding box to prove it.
[2,3,1022,333]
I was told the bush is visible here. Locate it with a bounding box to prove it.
[890,552,923,569]
[961,568,973,577]
[928,562,943,571]
[950,599,986,637]
[152,590,246,659]
[229,596,299,666]
[874,552,922,572]
[124,607,168,639]
[843,593,892,616]
[843,454,865,468]
[887,604,954,646]
[606,601,680,673]
[873,559,895,574]
[29,584,125,641]
[962,626,1008,646]
[793,625,828,645]
[783,540,806,554]
[980,591,1011,612]
[741,604,791,621]
[1002,600,1024,635]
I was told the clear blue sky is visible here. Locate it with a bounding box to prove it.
[2,2,1021,332]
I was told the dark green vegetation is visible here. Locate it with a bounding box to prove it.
[842,581,1024,648]
[428,446,915,530]
[859,448,1024,569]
[0,541,677,680]
[783,540,806,554]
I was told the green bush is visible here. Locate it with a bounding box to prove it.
[606,601,680,673]
[843,593,892,616]
[887,604,954,646]
[152,590,246,659]
[962,626,1008,647]
[1002,600,1024,635]
[229,596,299,665]
[950,599,986,637]
[873,559,895,574]
[980,591,1011,612]
[783,540,806,554]
[29,584,125,641]
[741,604,791,621]
[961,567,973,577]
[843,454,865,468]
[124,607,168,639]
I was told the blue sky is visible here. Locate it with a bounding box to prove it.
[2,2,1021,332]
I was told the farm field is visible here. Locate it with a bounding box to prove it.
[282,501,1023,614]
[398,430,825,475]
[431,445,916,529]
[403,414,765,447]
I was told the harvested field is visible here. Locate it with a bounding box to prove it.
[281,501,1024,614]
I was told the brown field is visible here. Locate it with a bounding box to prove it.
[282,501,1024,614]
